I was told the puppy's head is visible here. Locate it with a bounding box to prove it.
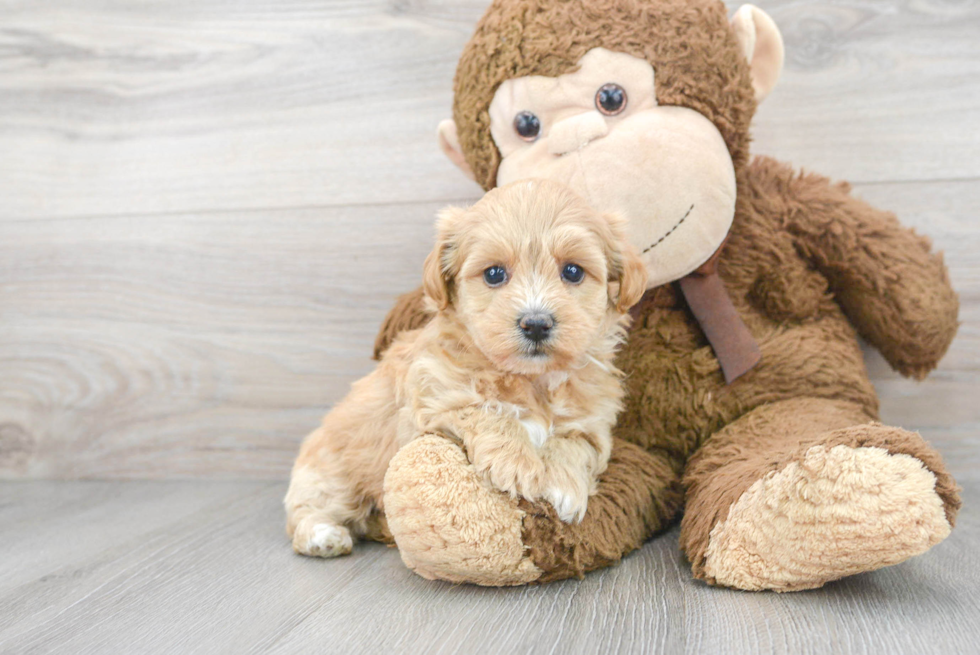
[423,179,647,375]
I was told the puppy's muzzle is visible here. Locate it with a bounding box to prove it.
[518,313,555,344]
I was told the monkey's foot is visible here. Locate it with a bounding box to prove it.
[702,444,952,591]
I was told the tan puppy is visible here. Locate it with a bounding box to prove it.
[284,179,647,558]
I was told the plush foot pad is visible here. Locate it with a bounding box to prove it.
[703,444,951,591]
[383,434,542,586]
[293,521,353,558]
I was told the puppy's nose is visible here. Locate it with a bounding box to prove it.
[519,313,555,343]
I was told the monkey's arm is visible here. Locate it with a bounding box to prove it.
[750,157,958,378]
[372,286,433,360]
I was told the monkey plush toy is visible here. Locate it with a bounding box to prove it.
[373,0,962,591]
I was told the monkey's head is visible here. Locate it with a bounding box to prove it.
[437,0,784,287]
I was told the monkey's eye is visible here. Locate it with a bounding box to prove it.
[596,84,627,116]
[513,111,541,141]
[561,263,585,284]
[483,265,508,287]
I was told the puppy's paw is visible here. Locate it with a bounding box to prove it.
[544,485,589,524]
[477,450,545,500]
[293,521,353,558]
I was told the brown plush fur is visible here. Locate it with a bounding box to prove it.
[374,286,429,361]
[373,0,961,586]
[521,438,684,583]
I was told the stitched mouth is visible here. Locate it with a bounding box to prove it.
[642,204,695,254]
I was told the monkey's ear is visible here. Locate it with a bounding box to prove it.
[437,120,476,181]
[422,206,466,310]
[731,5,784,103]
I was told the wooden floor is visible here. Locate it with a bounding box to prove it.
[1,0,979,652]
[2,476,979,654]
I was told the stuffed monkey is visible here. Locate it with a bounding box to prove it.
[375,0,961,591]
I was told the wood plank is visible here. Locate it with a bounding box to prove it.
[0,479,977,654]
[0,202,441,479]
[0,481,265,590]
[752,0,980,184]
[0,0,978,221]
[1,178,978,479]
[0,0,481,220]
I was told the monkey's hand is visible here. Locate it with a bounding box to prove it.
[752,157,959,378]
[383,433,685,585]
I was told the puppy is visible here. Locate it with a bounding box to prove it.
[284,179,647,558]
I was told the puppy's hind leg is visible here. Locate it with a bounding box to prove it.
[296,520,352,558]
[285,365,401,558]
[285,453,368,558]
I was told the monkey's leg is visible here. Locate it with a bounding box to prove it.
[383,435,683,585]
[680,397,960,591]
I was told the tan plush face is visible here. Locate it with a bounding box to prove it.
[488,48,737,288]
[425,181,645,376]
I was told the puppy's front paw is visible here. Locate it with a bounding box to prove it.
[545,485,589,524]
[293,521,353,558]
[476,448,545,499]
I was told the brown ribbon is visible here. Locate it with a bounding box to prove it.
[677,242,761,384]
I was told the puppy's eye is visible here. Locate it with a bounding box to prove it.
[483,266,508,287]
[513,111,541,141]
[561,263,585,284]
[596,84,627,116]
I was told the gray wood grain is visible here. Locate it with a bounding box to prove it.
[0,202,440,478]
[0,0,978,221]
[0,478,977,654]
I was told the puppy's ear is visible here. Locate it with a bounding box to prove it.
[600,212,649,312]
[422,206,466,310]
[615,246,648,312]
